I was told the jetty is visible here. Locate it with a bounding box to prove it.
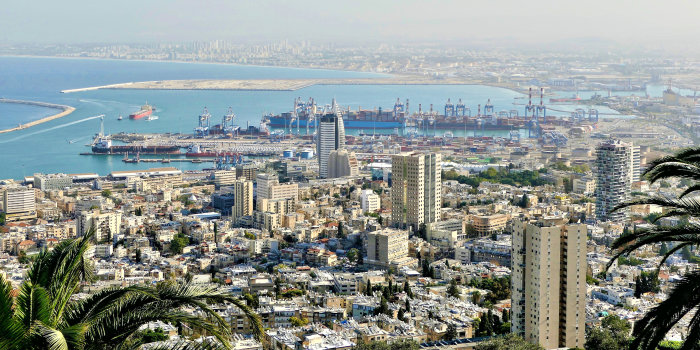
[0,99,76,134]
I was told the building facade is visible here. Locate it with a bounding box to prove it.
[317,102,345,178]
[232,178,254,221]
[327,149,359,178]
[595,139,633,222]
[390,152,441,231]
[511,220,586,349]
[2,187,37,221]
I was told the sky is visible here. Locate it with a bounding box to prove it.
[2,0,699,51]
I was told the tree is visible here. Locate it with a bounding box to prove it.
[518,194,530,209]
[444,324,457,340]
[604,147,700,349]
[365,279,372,296]
[422,259,431,278]
[471,291,481,305]
[170,232,190,254]
[135,248,142,263]
[659,242,669,256]
[0,212,5,226]
[635,271,661,298]
[355,339,419,350]
[0,229,263,349]
[447,279,461,299]
[347,248,358,264]
[289,316,309,327]
[101,189,112,198]
[475,334,543,350]
[417,223,427,240]
[405,298,411,312]
[584,315,631,350]
[403,280,413,298]
[337,222,345,239]
[356,251,364,265]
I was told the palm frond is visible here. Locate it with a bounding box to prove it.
[679,184,700,199]
[630,270,700,350]
[679,308,700,350]
[644,162,700,184]
[606,225,700,272]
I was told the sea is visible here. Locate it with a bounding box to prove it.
[0,56,651,180]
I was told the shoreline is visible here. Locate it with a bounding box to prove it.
[60,77,506,93]
[0,99,76,134]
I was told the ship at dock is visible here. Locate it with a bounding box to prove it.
[91,136,180,154]
[263,93,556,132]
[129,102,155,120]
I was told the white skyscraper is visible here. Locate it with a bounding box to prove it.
[317,99,345,178]
[595,139,633,222]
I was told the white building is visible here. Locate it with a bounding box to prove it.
[317,99,345,178]
[360,189,380,212]
[390,152,441,231]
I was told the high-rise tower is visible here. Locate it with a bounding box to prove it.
[317,99,345,178]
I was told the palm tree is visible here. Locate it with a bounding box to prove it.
[606,147,700,350]
[0,229,262,350]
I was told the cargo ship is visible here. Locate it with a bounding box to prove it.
[263,98,541,131]
[92,136,179,155]
[549,94,581,103]
[129,102,155,120]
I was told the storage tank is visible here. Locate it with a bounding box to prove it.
[283,149,295,158]
[300,149,314,159]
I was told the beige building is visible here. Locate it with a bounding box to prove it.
[327,149,359,178]
[572,177,595,194]
[2,187,37,221]
[390,152,441,231]
[366,228,410,268]
[213,170,237,188]
[511,220,586,349]
[256,173,298,208]
[360,189,380,212]
[77,211,122,243]
[232,178,253,221]
[470,214,508,237]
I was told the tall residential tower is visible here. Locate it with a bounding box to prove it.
[511,220,586,349]
[390,152,441,231]
[595,139,635,222]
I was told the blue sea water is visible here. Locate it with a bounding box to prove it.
[0,56,640,180]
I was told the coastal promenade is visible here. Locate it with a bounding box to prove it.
[60,76,487,93]
[0,99,75,134]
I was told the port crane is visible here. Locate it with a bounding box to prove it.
[194,107,211,138]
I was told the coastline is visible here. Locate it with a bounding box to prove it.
[60,77,501,93]
[0,99,76,134]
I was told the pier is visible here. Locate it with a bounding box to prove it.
[0,98,76,134]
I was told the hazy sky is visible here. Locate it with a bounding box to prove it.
[3,0,699,49]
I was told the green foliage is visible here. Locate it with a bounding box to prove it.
[475,334,544,350]
[444,324,457,340]
[243,231,257,240]
[280,289,304,298]
[346,248,359,264]
[586,273,600,285]
[443,168,551,188]
[584,315,631,350]
[289,316,309,327]
[468,276,511,304]
[135,327,169,344]
[618,256,644,266]
[0,212,5,226]
[0,229,263,349]
[355,339,419,350]
[100,189,112,198]
[635,271,661,297]
[447,279,461,298]
[169,232,190,254]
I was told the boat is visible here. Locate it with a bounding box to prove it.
[129,102,155,120]
[263,98,536,131]
[92,136,180,155]
[549,94,581,103]
[147,115,159,121]
[117,115,123,121]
